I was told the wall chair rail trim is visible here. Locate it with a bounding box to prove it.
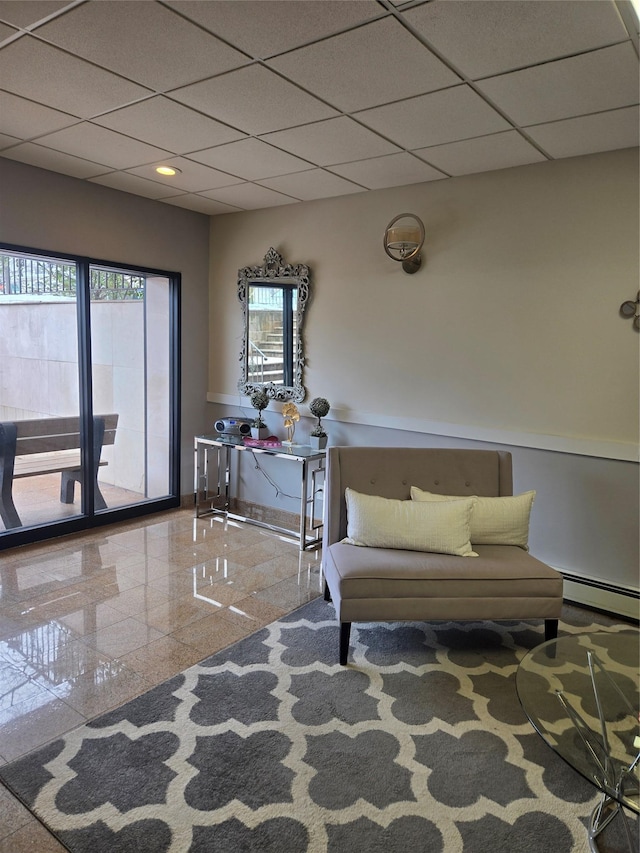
[208,393,638,463]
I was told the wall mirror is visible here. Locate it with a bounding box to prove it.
[238,247,310,402]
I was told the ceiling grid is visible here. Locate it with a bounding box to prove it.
[0,0,637,215]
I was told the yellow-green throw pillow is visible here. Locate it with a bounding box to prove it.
[344,488,478,556]
[410,486,535,550]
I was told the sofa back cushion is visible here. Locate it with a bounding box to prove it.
[411,486,535,550]
[324,447,514,548]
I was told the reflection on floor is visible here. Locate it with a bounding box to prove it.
[0,507,322,851]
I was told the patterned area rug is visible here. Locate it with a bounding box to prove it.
[1,599,637,853]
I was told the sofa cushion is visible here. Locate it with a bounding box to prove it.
[343,487,477,557]
[323,542,564,623]
[411,486,535,550]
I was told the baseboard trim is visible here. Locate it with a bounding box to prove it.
[233,499,300,533]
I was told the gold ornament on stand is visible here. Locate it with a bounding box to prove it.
[282,403,300,445]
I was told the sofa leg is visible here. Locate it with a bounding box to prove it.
[323,581,331,602]
[339,622,351,665]
[545,619,558,641]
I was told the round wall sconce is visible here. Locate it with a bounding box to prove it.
[620,291,640,331]
[383,213,425,274]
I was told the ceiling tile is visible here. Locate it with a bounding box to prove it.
[525,106,640,159]
[0,36,151,117]
[170,65,338,135]
[89,171,184,200]
[0,142,109,177]
[0,20,15,40]
[356,85,511,150]
[329,152,446,189]
[202,182,299,209]
[35,1,250,91]
[162,194,241,216]
[405,0,630,79]
[258,169,364,201]
[0,133,19,149]
[35,124,171,170]
[414,130,548,176]
[93,97,245,155]
[477,43,639,126]
[187,138,311,181]
[127,157,242,193]
[0,2,70,29]
[0,90,78,139]
[268,16,460,112]
[166,0,382,59]
[260,117,400,166]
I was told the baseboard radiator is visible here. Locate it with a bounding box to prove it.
[558,570,639,623]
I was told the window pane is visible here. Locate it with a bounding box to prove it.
[90,268,171,508]
[0,251,82,529]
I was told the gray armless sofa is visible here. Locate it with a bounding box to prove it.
[322,447,564,664]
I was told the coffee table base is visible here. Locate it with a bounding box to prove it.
[589,794,637,853]
[517,632,639,853]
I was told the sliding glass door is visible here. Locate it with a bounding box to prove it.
[0,246,180,546]
[89,267,173,509]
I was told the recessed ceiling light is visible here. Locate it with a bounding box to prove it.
[156,165,181,176]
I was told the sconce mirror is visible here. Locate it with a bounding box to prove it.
[384,213,425,274]
[238,248,310,402]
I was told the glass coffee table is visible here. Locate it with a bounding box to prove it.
[517,630,639,852]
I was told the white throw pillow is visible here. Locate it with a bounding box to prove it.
[343,488,478,556]
[410,486,535,550]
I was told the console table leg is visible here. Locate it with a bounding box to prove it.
[299,459,308,550]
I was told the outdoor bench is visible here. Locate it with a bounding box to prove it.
[0,414,118,529]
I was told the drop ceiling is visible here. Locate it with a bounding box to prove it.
[0,0,638,216]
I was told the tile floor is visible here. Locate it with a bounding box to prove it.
[0,507,322,851]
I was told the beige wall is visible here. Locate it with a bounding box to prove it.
[0,151,637,613]
[208,149,639,615]
[209,148,638,453]
[0,157,211,496]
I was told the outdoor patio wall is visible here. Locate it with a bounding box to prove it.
[0,300,148,492]
[208,148,639,618]
[0,157,210,498]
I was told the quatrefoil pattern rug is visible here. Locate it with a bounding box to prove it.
[0,599,632,853]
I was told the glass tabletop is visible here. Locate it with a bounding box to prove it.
[195,434,325,460]
[516,630,639,814]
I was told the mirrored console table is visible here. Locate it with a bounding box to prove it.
[194,435,325,551]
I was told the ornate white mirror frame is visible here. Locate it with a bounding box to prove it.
[237,247,310,402]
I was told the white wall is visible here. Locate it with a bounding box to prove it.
[208,149,639,617]
[0,157,211,496]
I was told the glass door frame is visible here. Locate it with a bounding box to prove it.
[0,242,181,550]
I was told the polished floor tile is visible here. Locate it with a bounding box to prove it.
[0,820,68,853]
[0,507,322,847]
